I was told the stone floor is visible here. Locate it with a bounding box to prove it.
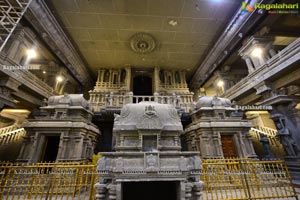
[2,185,300,200]
[2,188,299,200]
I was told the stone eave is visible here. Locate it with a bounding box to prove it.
[185,121,252,131]
[40,105,93,114]
[23,121,100,133]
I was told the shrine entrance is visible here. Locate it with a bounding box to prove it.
[41,136,60,162]
[122,181,178,200]
[133,75,152,96]
[221,135,237,158]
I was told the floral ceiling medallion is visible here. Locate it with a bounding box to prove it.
[130,33,156,54]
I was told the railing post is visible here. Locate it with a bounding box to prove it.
[104,94,109,106]
[239,159,252,199]
[108,92,113,106]
[129,92,133,103]
[172,93,176,107]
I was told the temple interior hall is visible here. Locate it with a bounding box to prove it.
[0,0,300,199]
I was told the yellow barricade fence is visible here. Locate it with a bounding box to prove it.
[0,162,98,200]
[0,158,298,200]
[201,158,298,200]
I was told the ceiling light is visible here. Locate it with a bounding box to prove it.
[217,80,224,87]
[251,47,263,58]
[43,71,46,74]
[168,20,178,26]
[26,49,37,59]
[56,76,63,82]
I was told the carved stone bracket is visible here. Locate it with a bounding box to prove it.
[254,81,272,95]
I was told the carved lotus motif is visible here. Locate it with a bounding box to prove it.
[130,33,156,54]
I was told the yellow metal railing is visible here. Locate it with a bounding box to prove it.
[249,127,278,144]
[0,124,18,135]
[201,158,298,200]
[0,128,26,145]
[0,162,98,200]
[0,159,298,200]
[249,126,285,159]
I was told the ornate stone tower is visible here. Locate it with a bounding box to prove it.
[183,96,257,158]
[17,94,100,163]
[95,102,204,200]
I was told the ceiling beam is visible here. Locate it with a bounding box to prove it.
[24,0,93,89]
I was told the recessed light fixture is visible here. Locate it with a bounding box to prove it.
[217,80,224,87]
[168,20,178,26]
[56,76,64,82]
[251,47,263,58]
[26,49,37,59]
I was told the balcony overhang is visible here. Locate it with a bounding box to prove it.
[189,0,275,90]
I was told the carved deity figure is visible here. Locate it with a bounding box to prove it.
[280,135,300,157]
[146,154,157,168]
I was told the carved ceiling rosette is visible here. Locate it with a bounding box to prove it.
[130,33,156,54]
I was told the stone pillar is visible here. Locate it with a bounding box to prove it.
[251,54,266,69]
[154,66,160,93]
[269,48,277,57]
[28,133,39,163]
[94,183,107,200]
[107,184,117,200]
[192,182,204,200]
[7,30,25,60]
[185,182,193,200]
[154,92,159,102]
[180,181,186,200]
[97,70,102,82]
[128,91,133,103]
[243,56,255,73]
[125,65,131,91]
[179,71,184,86]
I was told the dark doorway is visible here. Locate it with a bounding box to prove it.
[42,136,60,162]
[133,75,152,95]
[122,181,177,200]
[95,121,114,152]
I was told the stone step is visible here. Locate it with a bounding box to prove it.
[286,161,300,182]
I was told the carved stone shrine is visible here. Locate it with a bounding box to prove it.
[183,96,257,158]
[95,102,204,200]
[17,94,100,163]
